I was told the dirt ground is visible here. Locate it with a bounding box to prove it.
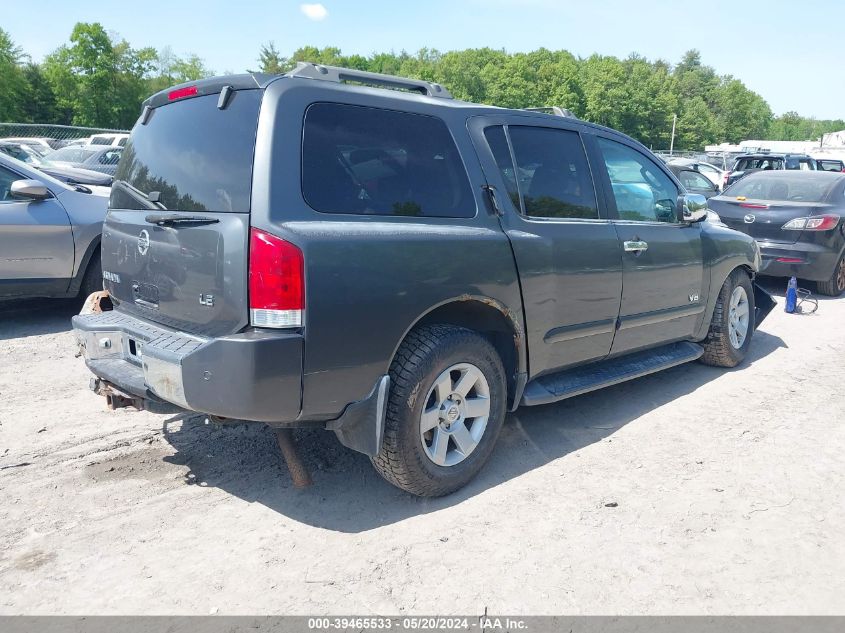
[0,278,843,615]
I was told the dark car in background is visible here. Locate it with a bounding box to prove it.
[666,162,721,198]
[710,171,845,296]
[46,145,123,177]
[816,158,845,173]
[724,152,816,188]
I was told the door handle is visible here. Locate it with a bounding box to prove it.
[623,240,648,252]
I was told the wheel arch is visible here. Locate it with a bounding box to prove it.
[67,235,101,295]
[390,295,527,410]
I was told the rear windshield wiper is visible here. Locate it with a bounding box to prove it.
[144,213,220,226]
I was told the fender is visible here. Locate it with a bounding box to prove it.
[694,221,762,341]
[67,236,101,295]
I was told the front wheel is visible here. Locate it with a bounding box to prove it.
[700,269,755,368]
[372,324,507,497]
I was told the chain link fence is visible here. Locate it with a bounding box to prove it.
[653,150,737,170]
[0,122,130,152]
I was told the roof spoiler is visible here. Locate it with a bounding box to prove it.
[142,73,274,110]
[285,62,453,99]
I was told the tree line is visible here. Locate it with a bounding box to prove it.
[1,23,842,150]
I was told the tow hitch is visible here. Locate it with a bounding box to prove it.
[90,377,145,411]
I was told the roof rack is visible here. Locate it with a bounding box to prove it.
[524,106,579,119]
[285,62,453,99]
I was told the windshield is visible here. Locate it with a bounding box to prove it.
[50,147,98,163]
[725,174,836,202]
[110,90,261,212]
[0,144,45,165]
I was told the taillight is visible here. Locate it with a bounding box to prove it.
[782,214,841,231]
[168,86,198,101]
[723,172,730,185]
[740,202,769,209]
[249,228,304,328]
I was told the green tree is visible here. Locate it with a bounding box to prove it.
[257,42,289,74]
[43,22,155,128]
[0,28,28,121]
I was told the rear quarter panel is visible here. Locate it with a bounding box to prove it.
[252,80,524,421]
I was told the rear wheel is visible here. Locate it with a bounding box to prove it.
[816,254,845,297]
[700,269,755,368]
[372,324,507,497]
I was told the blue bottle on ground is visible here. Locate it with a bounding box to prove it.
[785,276,798,313]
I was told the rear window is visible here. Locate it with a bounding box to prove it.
[111,90,261,212]
[302,103,475,218]
[735,157,784,171]
[726,174,836,202]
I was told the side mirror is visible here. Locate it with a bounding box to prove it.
[678,193,708,223]
[10,179,51,200]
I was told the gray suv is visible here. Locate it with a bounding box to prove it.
[72,64,775,496]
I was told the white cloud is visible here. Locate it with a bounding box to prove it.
[300,3,328,21]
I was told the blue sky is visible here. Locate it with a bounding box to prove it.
[5,0,842,119]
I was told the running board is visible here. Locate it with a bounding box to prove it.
[521,341,704,407]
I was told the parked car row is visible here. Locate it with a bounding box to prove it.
[0,139,122,186]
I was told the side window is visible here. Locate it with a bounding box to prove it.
[483,126,520,210]
[506,126,599,219]
[597,137,679,223]
[302,103,475,218]
[679,170,713,191]
[0,166,20,202]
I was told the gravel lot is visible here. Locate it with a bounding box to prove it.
[0,279,843,615]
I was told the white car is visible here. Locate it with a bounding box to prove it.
[0,137,56,156]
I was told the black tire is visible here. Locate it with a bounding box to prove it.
[78,250,102,300]
[372,324,507,497]
[816,253,845,297]
[700,269,755,368]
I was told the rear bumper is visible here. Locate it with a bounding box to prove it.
[757,240,841,282]
[72,310,303,423]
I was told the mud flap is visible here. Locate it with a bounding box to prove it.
[326,375,389,457]
[753,282,776,329]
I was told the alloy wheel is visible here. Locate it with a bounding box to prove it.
[419,363,491,467]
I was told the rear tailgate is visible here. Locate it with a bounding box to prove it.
[103,86,262,337]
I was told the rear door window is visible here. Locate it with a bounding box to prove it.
[111,90,262,212]
[499,125,599,219]
[302,103,475,218]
